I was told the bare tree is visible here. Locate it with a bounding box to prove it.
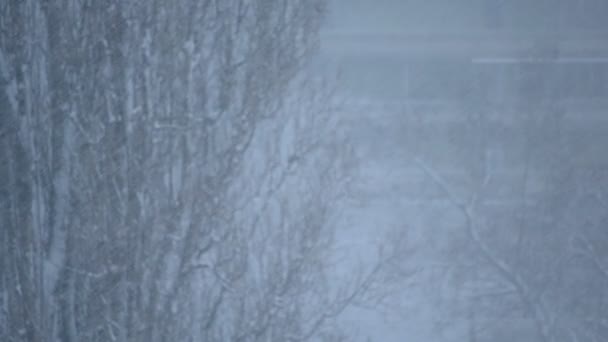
[407,96,608,342]
[1,1,405,341]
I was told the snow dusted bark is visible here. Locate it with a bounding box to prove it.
[2,1,400,341]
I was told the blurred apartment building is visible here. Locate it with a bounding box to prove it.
[321,0,608,192]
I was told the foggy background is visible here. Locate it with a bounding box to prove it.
[321,1,608,341]
[1,1,608,341]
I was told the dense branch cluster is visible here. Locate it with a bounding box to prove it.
[0,1,388,341]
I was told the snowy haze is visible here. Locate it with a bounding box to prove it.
[1,1,608,341]
[321,1,608,341]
